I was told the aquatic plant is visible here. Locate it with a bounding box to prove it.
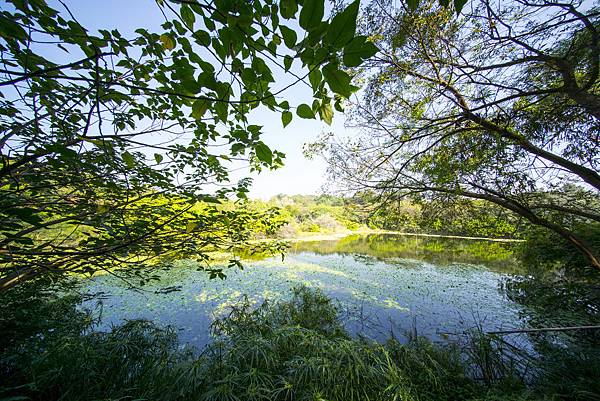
[1,282,598,401]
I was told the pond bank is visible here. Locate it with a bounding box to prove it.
[285,229,524,243]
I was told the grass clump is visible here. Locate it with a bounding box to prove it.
[1,282,598,401]
[207,286,477,400]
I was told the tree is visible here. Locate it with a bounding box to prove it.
[313,0,600,268]
[0,0,377,289]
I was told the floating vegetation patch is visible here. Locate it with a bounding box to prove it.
[84,235,525,348]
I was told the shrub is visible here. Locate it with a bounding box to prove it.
[344,220,361,230]
[300,221,321,232]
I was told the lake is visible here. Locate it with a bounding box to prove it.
[84,234,527,349]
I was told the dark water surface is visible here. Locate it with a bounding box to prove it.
[84,234,526,349]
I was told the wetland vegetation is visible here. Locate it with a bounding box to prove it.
[2,0,600,400]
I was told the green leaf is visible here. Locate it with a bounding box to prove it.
[284,55,293,71]
[192,99,210,119]
[186,221,197,233]
[322,63,353,98]
[392,30,406,49]
[5,207,43,225]
[318,102,333,125]
[182,78,200,94]
[194,30,211,46]
[299,0,324,31]
[343,36,378,67]
[309,68,322,91]
[280,0,298,19]
[407,0,420,11]
[255,142,273,164]
[454,0,468,13]
[296,103,315,119]
[214,102,228,122]
[325,0,359,49]
[280,25,297,48]
[282,111,293,127]
[122,151,135,169]
[181,5,196,28]
[203,16,216,31]
[231,143,246,154]
[0,18,28,42]
[159,33,176,50]
[154,153,164,164]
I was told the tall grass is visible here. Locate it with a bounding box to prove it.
[1,283,598,401]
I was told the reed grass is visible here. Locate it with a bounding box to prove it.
[1,282,598,401]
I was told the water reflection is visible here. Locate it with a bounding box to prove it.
[291,234,520,272]
[84,234,525,349]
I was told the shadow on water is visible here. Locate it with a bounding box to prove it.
[84,234,526,349]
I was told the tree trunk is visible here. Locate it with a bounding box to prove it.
[557,230,600,270]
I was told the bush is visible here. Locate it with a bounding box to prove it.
[26,320,190,401]
[300,221,321,232]
[0,279,87,355]
[312,214,344,232]
[207,286,479,401]
[344,220,361,230]
[1,284,480,401]
[0,281,190,401]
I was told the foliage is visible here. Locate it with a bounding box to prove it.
[312,0,600,268]
[0,283,485,401]
[354,191,521,238]
[23,320,188,401]
[520,221,600,270]
[532,343,600,401]
[258,193,522,238]
[0,278,90,356]
[0,0,375,289]
[292,233,517,268]
[4,282,600,401]
[502,232,600,400]
[263,194,367,236]
[504,270,600,341]
[502,267,600,401]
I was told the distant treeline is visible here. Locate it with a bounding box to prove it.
[246,193,522,239]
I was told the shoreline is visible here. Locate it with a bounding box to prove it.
[283,229,524,243]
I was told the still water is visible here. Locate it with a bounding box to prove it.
[85,234,526,349]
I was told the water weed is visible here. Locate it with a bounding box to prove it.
[1,283,598,401]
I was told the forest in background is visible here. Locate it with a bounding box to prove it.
[254,193,521,238]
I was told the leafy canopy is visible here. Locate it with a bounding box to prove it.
[313,0,600,268]
[0,0,379,288]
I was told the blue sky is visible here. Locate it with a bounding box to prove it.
[56,0,354,199]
